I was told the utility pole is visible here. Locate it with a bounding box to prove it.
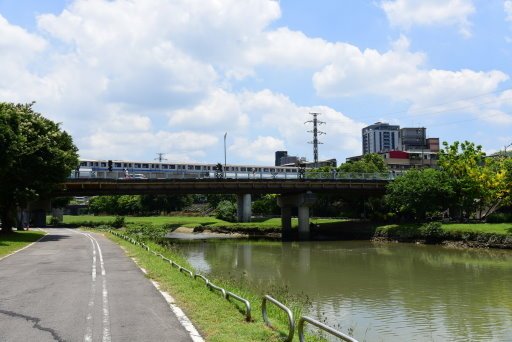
[224,132,227,178]
[155,153,167,163]
[305,112,325,168]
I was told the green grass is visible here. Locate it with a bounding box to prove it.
[442,223,512,235]
[105,232,325,341]
[58,215,348,232]
[0,230,46,257]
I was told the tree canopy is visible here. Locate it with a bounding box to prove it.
[0,102,78,233]
[338,153,389,173]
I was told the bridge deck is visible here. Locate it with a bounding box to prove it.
[55,178,388,196]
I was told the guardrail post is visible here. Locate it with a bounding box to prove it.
[298,316,358,342]
[262,295,294,342]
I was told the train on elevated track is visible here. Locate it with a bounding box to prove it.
[76,159,301,180]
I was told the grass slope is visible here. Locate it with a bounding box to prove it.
[0,230,46,257]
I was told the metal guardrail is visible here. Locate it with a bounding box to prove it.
[109,231,355,341]
[262,295,295,342]
[298,316,358,342]
[179,266,194,278]
[194,274,209,285]
[207,282,227,298]
[226,291,252,322]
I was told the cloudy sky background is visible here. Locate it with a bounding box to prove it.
[1,0,511,165]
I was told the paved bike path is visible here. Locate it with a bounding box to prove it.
[0,228,197,342]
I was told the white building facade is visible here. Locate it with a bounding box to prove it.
[362,122,400,154]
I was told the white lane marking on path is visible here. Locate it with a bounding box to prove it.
[69,229,111,342]
[83,233,97,342]
[0,228,48,262]
[139,267,204,342]
[90,235,111,342]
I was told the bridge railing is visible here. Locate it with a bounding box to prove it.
[304,171,396,180]
[70,170,397,181]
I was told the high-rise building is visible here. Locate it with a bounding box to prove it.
[400,127,426,151]
[362,122,400,154]
[275,151,288,166]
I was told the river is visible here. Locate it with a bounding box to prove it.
[171,238,512,341]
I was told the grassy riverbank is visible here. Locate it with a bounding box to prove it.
[57,215,512,247]
[375,222,512,248]
[0,230,46,257]
[57,215,346,234]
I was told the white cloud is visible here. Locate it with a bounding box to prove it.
[506,1,512,22]
[312,35,509,116]
[0,0,510,164]
[230,136,285,164]
[380,0,475,37]
[168,88,249,130]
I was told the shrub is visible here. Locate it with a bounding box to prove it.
[49,216,61,225]
[109,216,125,228]
[125,223,169,242]
[419,222,444,243]
[215,200,237,222]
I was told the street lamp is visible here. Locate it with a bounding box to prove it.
[224,132,227,177]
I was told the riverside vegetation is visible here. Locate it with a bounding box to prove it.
[58,215,512,248]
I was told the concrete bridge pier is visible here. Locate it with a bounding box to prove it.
[278,192,317,241]
[236,194,252,222]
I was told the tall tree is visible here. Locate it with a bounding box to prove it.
[386,168,453,221]
[0,103,78,233]
[437,140,507,220]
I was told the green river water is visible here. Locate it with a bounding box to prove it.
[172,239,512,341]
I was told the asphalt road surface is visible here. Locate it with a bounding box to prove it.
[0,228,198,342]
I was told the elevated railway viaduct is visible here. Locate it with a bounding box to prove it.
[51,178,388,240]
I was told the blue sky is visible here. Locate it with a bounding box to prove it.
[1,0,511,165]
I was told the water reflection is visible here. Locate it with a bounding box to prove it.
[173,239,512,341]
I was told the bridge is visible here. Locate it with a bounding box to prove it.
[49,175,389,240]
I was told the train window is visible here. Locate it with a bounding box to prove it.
[94,162,99,166]
[101,162,106,167]
[169,165,176,170]
[135,163,141,168]
[270,168,275,172]
[115,163,121,167]
[207,166,211,170]
[162,165,168,169]
[195,166,201,170]
[80,161,88,166]
[292,169,297,173]
[187,165,193,170]
[241,167,246,171]
[154,164,160,169]
[142,164,149,168]
[264,168,269,172]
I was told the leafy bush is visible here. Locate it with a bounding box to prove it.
[109,216,125,229]
[125,223,169,242]
[215,200,237,222]
[419,222,444,243]
[49,216,61,225]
